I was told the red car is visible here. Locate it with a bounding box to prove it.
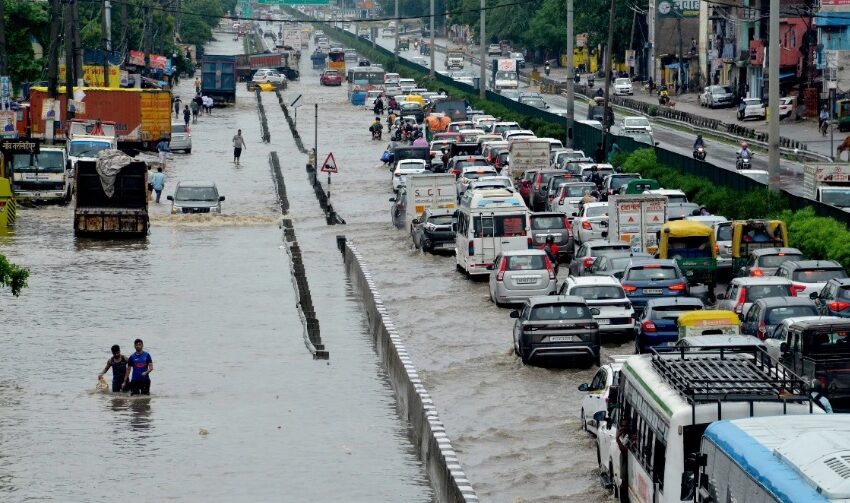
[320,70,342,86]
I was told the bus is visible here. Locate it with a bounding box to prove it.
[454,188,530,277]
[346,66,386,99]
[694,415,848,503]
[327,48,346,74]
[603,347,823,503]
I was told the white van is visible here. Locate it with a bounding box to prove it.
[455,188,530,276]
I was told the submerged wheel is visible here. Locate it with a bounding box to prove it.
[581,409,588,432]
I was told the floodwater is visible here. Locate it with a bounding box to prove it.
[0,31,433,502]
[278,29,616,502]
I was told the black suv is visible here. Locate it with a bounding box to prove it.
[511,296,600,366]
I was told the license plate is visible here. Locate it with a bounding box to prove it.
[597,319,611,325]
[436,242,454,249]
[643,289,663,295]
[548,335,575,342]
[515,277,537,284]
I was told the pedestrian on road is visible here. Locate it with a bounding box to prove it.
[146,165,154,201]
[594,142,605,163]
[183,105,191,128]
[151,166,166,203]
[124,339,153,396]
[203,95,213,114]
[190,99,199,124]
[194,77,201,94]
[98,344,128,393]
[156,137,170,168]
[233,129,246,165]
[173,97,182,119]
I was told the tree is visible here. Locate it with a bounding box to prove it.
[0,254,28,296]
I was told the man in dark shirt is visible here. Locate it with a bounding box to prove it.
[124,339,153,396]
[594,142,605,163]
[98,345,128,392]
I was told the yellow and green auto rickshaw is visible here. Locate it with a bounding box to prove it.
[677,310,741,340]
[731,219,788,273]
[658,220,717,287]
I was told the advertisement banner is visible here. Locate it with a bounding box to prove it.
[59,64,121,87]
[0,111,16,137]
[149,55,167,70]
[657,0,699,17]
[129,50,145,66]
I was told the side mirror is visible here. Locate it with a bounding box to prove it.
[389,197,396,202]
[631,312,640,320]
[219,196,225,201]
[509,310,519,319]
[810,292,819,300]
[680,472,696,501]
[571,212,578,217]
[591,307,601,316]
[780,342,788,354]
[592,410,607,424]
[166,195,173,201]
[578,383,589,392]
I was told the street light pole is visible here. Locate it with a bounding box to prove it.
[602,0,616,151]
[430,0,435,79]
[767,0,780,192]
[394,0,399,62]
[566,0,575,147]
[480,0,486,99]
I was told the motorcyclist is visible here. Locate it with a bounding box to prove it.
[738,141,752,160]
[544,61,550,76]
[387,111,397,131]
[595,87,604,98]
[693,135,705,149]
[373,95,384,115]
[659,87,669,104]
[820,106,830,132]
[540,236,559,272]
[588,166,604,189]
[369,117,382,139]
[441,148,450,171]
[578,189,597,214]
[388,96,398,114]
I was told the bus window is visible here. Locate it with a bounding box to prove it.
[652,437,665,490]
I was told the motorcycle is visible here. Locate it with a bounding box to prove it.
[370,125,382,141]
[544,63,550,77]
[735,152,753,170]
[693,146,706,161]
[658,95,669,106]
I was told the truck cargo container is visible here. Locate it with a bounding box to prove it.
[28,88,171,149]
[201,54,237,104]
[507,139,550,180]
[607,194,668,254]
[74,157,148,238]
[803,163,850,210]
[391,173,457,227]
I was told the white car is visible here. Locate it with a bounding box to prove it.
[503,129,536,142]
[469,175,514,191]
[252,68,286,85]
[644,188,688,204]
[392,160,428,191]
[398,78,416,93]
[548,181,596,216]
[577,357,629,434]
[716,276,794,318]
[740,169,769,184]
[621,116,651,135]
[573,202,609,244]
[779,97,795,119]
[560,276,635,339]
[613,78,633,96]
[457,166,498,195]
[170,123,192,153]
[487,43,502,55]
[737,97,766,121]
[763,316,832,361]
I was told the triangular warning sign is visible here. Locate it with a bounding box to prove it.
[652,215,659,222]
[320,152,338,174]
[627,216,635,223]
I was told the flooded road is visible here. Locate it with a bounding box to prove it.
[0,32,433,502]
[279,30,617,502]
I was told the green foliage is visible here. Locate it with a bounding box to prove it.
[0,254,28,296]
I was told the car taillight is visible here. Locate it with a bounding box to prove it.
[641,320,656,332]
[829,301,850,312]
[668,282,686,292]
[558,192,566,205]
[581,220,592,230]
[790,283,806,296]
[757,320,767,340]
[714,243,719,254]
[734,287,747,313]
[496,258,508,281]
[544,256,556,280]
[583,257,594,269]
[468,240,475,256]
[623,284,637,293]
[394,172,401,177]
[750,268,763,277]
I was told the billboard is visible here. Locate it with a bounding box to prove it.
[657,0,699,17]
[59,64,121,87]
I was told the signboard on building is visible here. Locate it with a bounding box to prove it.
[576,33,588,48]
[657,0,699,17]
[59,65,121,87]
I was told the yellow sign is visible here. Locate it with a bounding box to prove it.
[58,65,121,88]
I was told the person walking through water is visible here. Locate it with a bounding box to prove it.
[173,97,181,119]
[98,345,128,393]
[182,105,191,128]
[232,129,246,165]
[124,339,153,396]
[190,98,199,124]
[151,166,166,203]
[156,137,170,168]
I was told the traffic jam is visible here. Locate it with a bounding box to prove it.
[321,23,850,502]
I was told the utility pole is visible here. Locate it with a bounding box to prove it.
[72,0,83,84]
[48,0,62,98]
[103,0,112,86]
[648,0,656,84]
[429,0,435,78]
[677,15,683,92]
[394,0,399,62]
[767,0,780,192]
[480,0,486,99]
[120,0,128,58]
[0,0,7,76]
[566,0,575,147]
[64,0,74,122]
[602,0,615,150]
[143,0,152,73]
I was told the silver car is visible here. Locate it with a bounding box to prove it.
[170,123,192,153]
[489,249,558,307]
[167,180,225,214]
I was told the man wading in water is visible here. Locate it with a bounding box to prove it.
[98,345,128,392]
[124,339,153,396]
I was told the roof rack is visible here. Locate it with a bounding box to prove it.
[650,346,816,423]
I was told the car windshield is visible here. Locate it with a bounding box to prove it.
[571,285,625,300]
[523,98,546,108]
[626,266,679,281]
[793,268,847,283]
[564,184,594,197]
[652,304,703,320]
[765,306,819,324]
[610,176,638,190]
[172,124,187,133]
[456,160,489,170]
[595,245,631,256]
[175,186,219,201]
[615,78,630,85]
[506,254,546,270]
[428,215,454,226]
[585,206,608,218]
[69,140,111,157]
[820,189,850,207]
[710,86,732,94]
[530,304,591,320]
[624,118,649,128]
[805,329,850,354]
[758,253,802,268]
[531,216,566,230]
[325,71,339,76]
[744,284,792,301]
[464,170,496,180]
[11,151,65,173]
[608,257,633,270]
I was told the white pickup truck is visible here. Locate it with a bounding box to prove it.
[66,120,118,174]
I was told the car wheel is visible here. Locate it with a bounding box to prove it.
[596,444,602,469]
[581,409,588,432]
[185,148,191,154]
[520,346,531,365]
[634,336,642,354]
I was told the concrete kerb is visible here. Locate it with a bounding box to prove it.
[339,237,477,503]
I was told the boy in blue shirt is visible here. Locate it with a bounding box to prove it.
[124,338,153,396]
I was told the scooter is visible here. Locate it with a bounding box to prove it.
[693,146,706,161]
[544,63,550,77]
[735,153,753,170]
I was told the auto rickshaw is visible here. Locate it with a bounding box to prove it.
[677,310,741,340]
[658,220,717,288]
[398,37,410,51]
[620,178,660,195]
[838,99,850,132]
[731,219,787,274]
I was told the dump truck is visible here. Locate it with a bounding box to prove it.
[28,88,171,149]
[803,163,850,210]
[74,154,148,238]
[201,54,237,104]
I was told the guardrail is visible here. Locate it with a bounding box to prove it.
[255,88,271,143]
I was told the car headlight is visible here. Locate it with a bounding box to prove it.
[172,206,180,214]
[423,222,437,231]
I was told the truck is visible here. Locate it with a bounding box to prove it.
[282,28,303,50]
[74,156,148,238]
[28,88,171,149]
[606,194,668,254]
[493,58,518,91]
[506,139,550,180]
[445,48,465,70]
[803,163,850,210]
[391,173,457,228]
[66,120,119,174]
[8,146,72,204]
[201,54,237,104]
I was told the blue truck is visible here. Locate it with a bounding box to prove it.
[201,55,236,104]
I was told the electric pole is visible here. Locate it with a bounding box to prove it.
[48,0,62,98]
[64,0,74,120]
[767,0,780,192]
[602,0,615,150]
[143,0,152,73]
[566,0,575,147]
[72,0,83,84]
[103,0,113,86]
[480,0,486,99]
[394,0,399,62]
[0,0,7,76]
[120,0,128,58]
[429,0,435,78]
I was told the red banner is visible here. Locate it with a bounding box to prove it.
[129,50,145,66]
[128,50,167,69]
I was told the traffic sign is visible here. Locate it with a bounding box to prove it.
[320,152,338,174]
